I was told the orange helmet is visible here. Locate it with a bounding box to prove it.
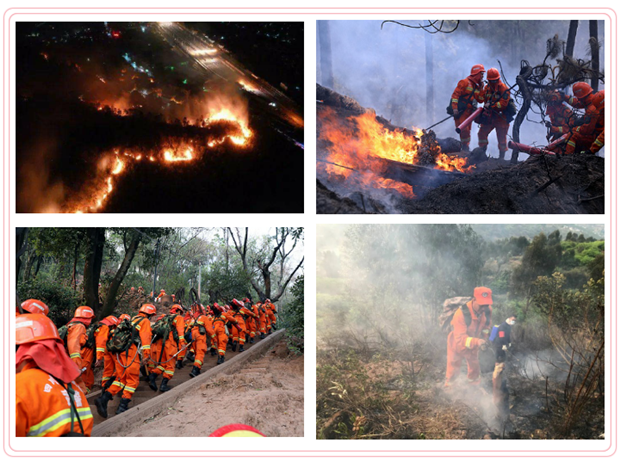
[231,298,244,309]
[265,299,271,303]
[21,299,49,316]
[487,68,500,81]
[473,286,493,306]
[243,298,250,303]
[170,304,183,314]
[74,306,95,319]
[16,314,61,345]
[101,315,120,327]
[573,81,593,99]
[212,302,223,313]
[119,314,131,322]
[160,289,165,293]
[470,64,485,76]
[139,303,157,315]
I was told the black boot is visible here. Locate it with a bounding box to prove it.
[189,366,201,378]
[102,377,115,391]
[148,372,158,391]
[260,333,265,339]
[239,344,245,352]
[231,341,237,352]
[176,359,184,369]
[159,378,172,392]
[210,348,217,356]
[115,398,131,415]
[186,352,195,362]
[216,355,224,365]
[249,337,254,344]
[95,391,113,418]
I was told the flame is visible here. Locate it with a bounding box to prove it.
[202,108,253,146]
[318,107,473,199]
[163,146,194,162]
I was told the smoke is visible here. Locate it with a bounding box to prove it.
[317,20,605,159]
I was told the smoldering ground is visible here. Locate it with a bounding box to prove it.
[316,224,605,439]
[317,20,605,160]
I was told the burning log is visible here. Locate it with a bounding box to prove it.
[380,157,466,189]
[456,107,484,134]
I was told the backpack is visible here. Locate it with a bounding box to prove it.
[83,323,101,349]
[106,317,140,354]
[489,324,500,343]
[504,98,518,123]
[57,321,85,347]
[439,297,473,332]
[152,314,179,343]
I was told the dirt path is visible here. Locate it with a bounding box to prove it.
[122,340,304,437]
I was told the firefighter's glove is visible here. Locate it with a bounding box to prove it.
[479,340,489,351]
[502,345,508,351]
[545,121,552,129]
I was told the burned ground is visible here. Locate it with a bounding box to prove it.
[316,85,604,214]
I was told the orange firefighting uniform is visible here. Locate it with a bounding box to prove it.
[80,323,112,393]
[451,76,483,149]
[565,91,605,154]
[265,303,277,331]
[192,314,216,369]
[65,321,88,394]
[590,129,605,154]
[94,323,116,389]
[546,102,575,141]
[477,81,511,155]
[107,314,151,401]
[16,362,94,437]
[213,311,243,356]
[246,304,259,340]
[445,300,492,386]
[150,314,186,381]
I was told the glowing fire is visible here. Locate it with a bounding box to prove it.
[164,147,194,162]
[318,107,473,199]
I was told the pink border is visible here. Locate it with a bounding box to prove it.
[3,6,616,458]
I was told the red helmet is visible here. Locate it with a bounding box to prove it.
[265,299,271,303]
[74,306,95,319]
[21,299,49,316]
[101,315,120,327]
[231,298,244,309]
[243,298,250,303]
[212,302,223,313]
[573,82,593,99]
[139,303,157,315]
[487,68,500,81]
[224,305,231,312]
[470,64,485,76]
[16,314,61,345]
[160,289,165,292]
[119,314,131,322]
[170,304,183,314]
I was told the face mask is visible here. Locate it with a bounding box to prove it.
[506,319,516,326]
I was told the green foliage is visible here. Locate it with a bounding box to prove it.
[17,278,82,326]
[280,275,304,354]
[512,232,562,296]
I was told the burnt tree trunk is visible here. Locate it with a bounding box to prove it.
[99,232,142,319]
[589,20,600,92]
[566,20,579,57]
[318,21,334,88]
[511,71,533,164]
[83,228,105,311]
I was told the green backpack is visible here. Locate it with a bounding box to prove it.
[106,318,140,354]
[83,323,101,349]
[57,321,85,347]
[152,314,179,343]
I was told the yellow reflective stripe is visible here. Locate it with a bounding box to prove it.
[466,86,473,91]
[451,98,458,103]
[69,353,81,359]
[164,370,174,376]
[218,349,225,353]
[96,348,105,353]
[195,360,203,366]
[568,141,576,147]
[27,407,92,437]
[124,386,137,393]
[142,345,150,350]
[594,139,604,146]
[101,376,112,381]
[465,337,473,349]
[111,380,122,387]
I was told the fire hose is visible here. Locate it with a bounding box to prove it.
[425,115,453,131]
[455,107,484,134]
[508,141,555,156]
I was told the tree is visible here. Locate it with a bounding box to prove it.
[318,21,334,88]
[566,20,579,57]
[83,228,105,310]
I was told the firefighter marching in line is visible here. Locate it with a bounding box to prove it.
[148,304,187,392]
[230,298,257,352]
[564,82,605,155]
[264,299,277,333]
[257,302,268,339]
[189,305,217,378]
[212,302,246,364]
[16,313,94,437]
[95,303,155,418]
[81,315,120,394]
[96,316,121,391]
[59,306,95,394]
[450,64,485,151]
[243,298,258,343]
[477,68,514,160]
[445,287,493,388]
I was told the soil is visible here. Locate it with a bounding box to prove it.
[122,340,304,437]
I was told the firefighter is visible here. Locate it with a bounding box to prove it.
[62,306,95,394]
[149,304,186,392]
[96,315,121,392]
[590,129,605,154]
[244,298,258,343]
[16,313,94,437]
[231,298,256,352]
[564,82,604,155]
[257,302,268,339]
[477,68,512,159]
[20,299,49,316]
[81,315,120,393]
[450,64,485,151]
[265,299,277,333]
[95,304,155,418]
[491,314,516,410]
[212,302,245,364]
[155,289,166,302]
[189,306,216,378]
[445,287,493,388]
[545,90,576,143]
